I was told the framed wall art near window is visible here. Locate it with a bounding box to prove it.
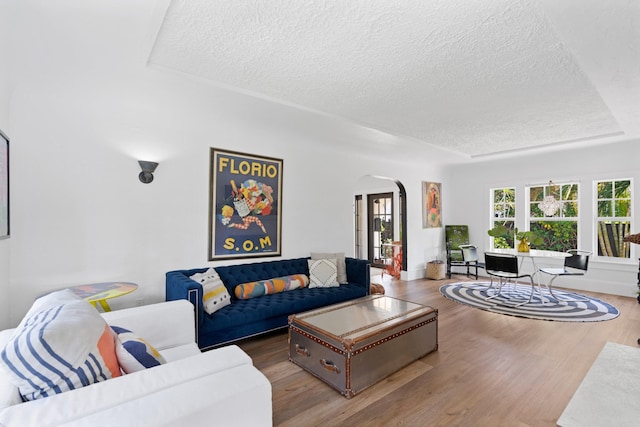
[209,148,283,260]
[422,181,442,228]
[0,129,9,239]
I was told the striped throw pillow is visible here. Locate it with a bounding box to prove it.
[0,290,121,401]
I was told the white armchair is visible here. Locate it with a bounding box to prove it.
[0,300,272,427]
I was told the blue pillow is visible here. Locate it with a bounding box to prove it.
[110,326,166,374]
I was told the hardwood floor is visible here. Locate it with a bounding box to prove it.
[238,275,640,426]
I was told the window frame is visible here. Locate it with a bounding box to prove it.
[526,181,580,252]
[593,178,634,263]
[489,187,516,249]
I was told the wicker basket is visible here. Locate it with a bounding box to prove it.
[426,261,446,280]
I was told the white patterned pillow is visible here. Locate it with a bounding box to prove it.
[308,258,339,288]
[190,268,231,314]
[111,326,166,374]
[311,252,347,284]
[0,290,121,401]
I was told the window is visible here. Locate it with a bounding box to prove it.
[528,182,578,251]
[491,187,515,248]
[596,179,632,259]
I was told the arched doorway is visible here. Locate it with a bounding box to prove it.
[354,175,407,276]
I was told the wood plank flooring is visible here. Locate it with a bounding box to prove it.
[238,275,640,427]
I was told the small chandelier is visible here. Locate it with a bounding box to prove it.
[538,181,560,216]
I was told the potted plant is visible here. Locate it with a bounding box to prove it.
[488,225,543,253]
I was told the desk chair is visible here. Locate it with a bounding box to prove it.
[458,245,485,280]
[539,250,591,302]
[484,252,536,306]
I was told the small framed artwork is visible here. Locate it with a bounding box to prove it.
[422,181,442,228]
[209,148,283,260]
[0,130,8,239]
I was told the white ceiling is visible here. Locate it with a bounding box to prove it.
[149,0,640,158]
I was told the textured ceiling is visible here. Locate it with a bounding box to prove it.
[149,0,639,158]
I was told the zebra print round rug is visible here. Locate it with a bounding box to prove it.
[440,282,620,322]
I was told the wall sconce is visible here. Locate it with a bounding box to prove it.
[138,160,158,184]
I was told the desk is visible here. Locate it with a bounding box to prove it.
[68,282,138,312]
[490,249,569,300]
[491,248,569,262]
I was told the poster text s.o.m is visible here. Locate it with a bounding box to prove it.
[209,148,283,261]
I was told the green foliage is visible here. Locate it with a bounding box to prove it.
[597,180,631,217]
[531,222,577,252]
[488,225,544,247]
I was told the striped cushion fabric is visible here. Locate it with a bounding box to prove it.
[0,289,121,401]
[111,326,166,374]
[234,274,310,299]
[190,268,231,314]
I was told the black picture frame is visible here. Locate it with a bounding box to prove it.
[0,129,9,239]
[208,148,283,260]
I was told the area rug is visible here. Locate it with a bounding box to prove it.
[439,282,619,322]
[557,342,640,426]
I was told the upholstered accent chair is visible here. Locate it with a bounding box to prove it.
[458,245,486,280]
[445,225,484,279]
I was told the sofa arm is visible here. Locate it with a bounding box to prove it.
[166,269,206,329]
[65,364,272,427]
[0,346,269,427]
[345,257,371,292]
[100,300,195,351]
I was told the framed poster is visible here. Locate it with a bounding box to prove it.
[0,130,8,239]
[422,181,442,228]
[209,148,283,260]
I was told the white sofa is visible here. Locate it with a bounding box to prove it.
[0,299,272,427]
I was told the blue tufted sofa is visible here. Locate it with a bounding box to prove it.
[166,257,370,350]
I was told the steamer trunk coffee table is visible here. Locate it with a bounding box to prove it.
[288,295,438,398]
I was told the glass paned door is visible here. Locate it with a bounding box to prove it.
[368,193,394,269]
[354,195,364,259]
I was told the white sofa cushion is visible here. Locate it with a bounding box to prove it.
[0,345,261,427]
[158,343,200,363]
[0,300,198,411]
[100,300,195,351]
[58,364,273,427]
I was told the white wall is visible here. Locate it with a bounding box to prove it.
[2,0,451,325]
[447,140,640,298]
[6,1,633,327]
[353,176,398,262]
[0,0,12,330]
[6,78,445,323]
